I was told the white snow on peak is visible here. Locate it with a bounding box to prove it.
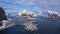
[17,9,39,17]
[38,10,60,18]
[17,9,60,18]
[47,10,60,17]
[47,10,58,14]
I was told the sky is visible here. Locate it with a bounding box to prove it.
[0,0,60,13]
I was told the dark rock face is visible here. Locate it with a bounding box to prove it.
[0,7,7,21]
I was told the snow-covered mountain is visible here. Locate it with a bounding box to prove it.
[17,9,60,19]
[17,9,39,18]
[47,10,60,17]
[38,10,60,19]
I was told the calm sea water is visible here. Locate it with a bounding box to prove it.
[0,16,60,34]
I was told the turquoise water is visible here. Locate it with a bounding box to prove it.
[0,16,60,34]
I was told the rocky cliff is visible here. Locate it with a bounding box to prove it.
[0,7,7,21]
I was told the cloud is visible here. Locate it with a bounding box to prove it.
[0,0,60,12]
[0,0,60,6]
[13,0,35,5]
[0,0,14,3]
[12,0,60,11]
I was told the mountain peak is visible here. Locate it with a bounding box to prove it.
[17,9,39,18]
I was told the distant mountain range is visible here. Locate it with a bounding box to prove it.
[17,9,60,19]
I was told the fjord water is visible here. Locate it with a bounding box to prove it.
[1,16,60,34]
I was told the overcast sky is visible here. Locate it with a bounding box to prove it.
[0,0,60,13]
